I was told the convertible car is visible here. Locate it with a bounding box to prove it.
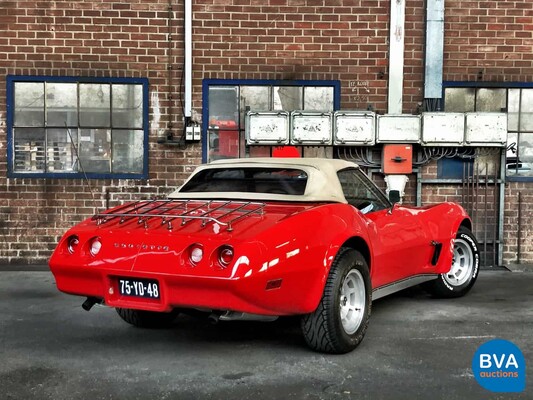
[49,157,479,353]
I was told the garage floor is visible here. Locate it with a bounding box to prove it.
[1,269,531,400]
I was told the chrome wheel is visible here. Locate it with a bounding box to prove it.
[340,269,366,335]
[444,238,474,287]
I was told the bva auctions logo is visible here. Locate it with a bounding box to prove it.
[472,339,526,393]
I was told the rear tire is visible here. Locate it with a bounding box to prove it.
[423,227,480,298]
[301,248,371,354]
[115,308,179,328]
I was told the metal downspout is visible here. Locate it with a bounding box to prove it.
[388,0,405,114]
[184,0,192,118]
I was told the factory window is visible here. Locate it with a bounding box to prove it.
[7,76,149,179]
[202,79,340,163]
[444,83,533,180]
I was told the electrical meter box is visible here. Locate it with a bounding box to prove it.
[290,111,333,145]
[464,113,507,147]
[382,144,413,174]
[333,111,375,146]
[246,111,290,145]
[421,112,465,146]
[377,114,421,143]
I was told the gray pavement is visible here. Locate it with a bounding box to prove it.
[0,269,531,400]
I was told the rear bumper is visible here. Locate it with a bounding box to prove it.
[50,263,316,316]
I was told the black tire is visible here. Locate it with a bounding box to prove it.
[115,308,179,328]
[423,226,480,298]
[301,248,372,354]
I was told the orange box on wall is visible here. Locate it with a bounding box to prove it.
[382,144,413,174]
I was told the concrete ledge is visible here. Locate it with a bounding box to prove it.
[0,264,49,272]
[506,263,533,272]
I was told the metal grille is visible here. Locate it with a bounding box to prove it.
[93,200,265,232]
[462,160,501,267]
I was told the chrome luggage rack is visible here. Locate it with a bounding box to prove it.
[92,200,265,232]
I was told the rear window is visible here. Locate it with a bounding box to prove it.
[179,168,308,195]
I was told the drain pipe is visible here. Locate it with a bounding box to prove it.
[184,0,192,119]
[424,0,445,109]
[386,0,408,202]
[388,0,405,114]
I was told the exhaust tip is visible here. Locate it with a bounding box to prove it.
[82,297,101,311]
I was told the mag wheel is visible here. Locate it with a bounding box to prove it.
[301,248,371,354]
[424,227,480,298]
[115,308,179,328]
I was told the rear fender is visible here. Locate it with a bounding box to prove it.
[306,210,373,313]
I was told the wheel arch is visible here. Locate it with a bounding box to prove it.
[459,218,472,232]
[340,236,371,274]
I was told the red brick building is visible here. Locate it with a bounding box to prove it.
[0,0,532,268]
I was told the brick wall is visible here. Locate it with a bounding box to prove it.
[193,0,424,114]
[444,0,533,82]
[443,0,533,266]
[0,1,199,263]
[0,0,532,266]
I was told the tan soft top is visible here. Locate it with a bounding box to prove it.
[168,157,359,203]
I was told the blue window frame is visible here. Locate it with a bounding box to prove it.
[443,81,533,182]
[6,75,149,179]
[202,79,341,163]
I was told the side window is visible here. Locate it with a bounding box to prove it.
[337,169,390,213]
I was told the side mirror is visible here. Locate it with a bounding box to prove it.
[388,190,401,204]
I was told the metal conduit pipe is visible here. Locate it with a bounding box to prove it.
[184,0,192,118]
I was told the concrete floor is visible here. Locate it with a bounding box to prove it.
[0,269,531,400]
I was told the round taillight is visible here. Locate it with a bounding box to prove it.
[67,235,79,254]
[90,238,102,256]
[218,246,234,268]
[189,244,203,265]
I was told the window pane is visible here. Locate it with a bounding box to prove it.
[79,128,111,173]
[46,83,78,127]
[508,89,520,132]
[112,129,144,173]
[508,132,533,177]
[476,88,506,112]
[519,89,533,131]
[112,84,143,129]
[208,128,240,161]
[209,86,238,123]
[304,87,334,111]
[46,128,77,172]
[79,84,111,127]
[239,86,270,124]
[274,86,302,110]
[13,128,45,172]
[444,88,475,112]
[14,82,44,126]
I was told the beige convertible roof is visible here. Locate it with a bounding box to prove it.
[168,157,360,203]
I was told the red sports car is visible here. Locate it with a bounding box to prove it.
[49,158,480,353]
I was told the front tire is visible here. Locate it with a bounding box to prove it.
[115,308,179,328]
[424,226,480,298]
[301,248,371,354]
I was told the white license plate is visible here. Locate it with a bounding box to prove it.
[118,278,160,299]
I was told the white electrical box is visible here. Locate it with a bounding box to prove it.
[290,111,333,145]
[185,125,201,141]
[246,111,290,145]
[333,111,375,146]
[377,114,421,143]
[464,112,507,147]
[421,113,464,146]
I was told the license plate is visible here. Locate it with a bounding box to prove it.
[118,278,160,299]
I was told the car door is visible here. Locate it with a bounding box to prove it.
[337,168,431,288]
